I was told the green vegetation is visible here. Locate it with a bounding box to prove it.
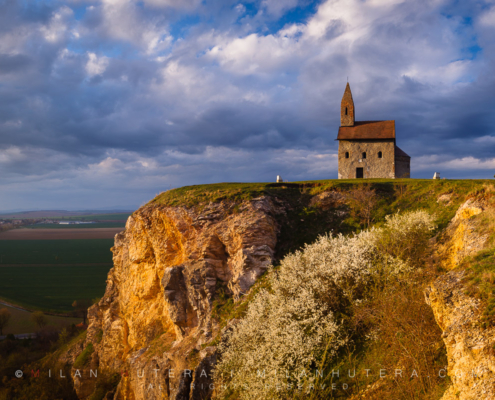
[73,342,94,368]
[215,210,445,400]
[151,179,489,259]
[464,248,495,328]
[151,179,486,209]
[54,212,130,221]
[0,304,79,335]
[0,265,112,312]
[0,239,113,264]
[88,372,121,400]
[1,212,130,221]
[0,329,86,400]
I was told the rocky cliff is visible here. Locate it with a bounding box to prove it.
[74,196,283,399]
[427,197,495,400]
[65,181,495,400]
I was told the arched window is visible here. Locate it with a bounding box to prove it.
[362,152,366,159]
[378,151,382,159]
[345,107,348,115]
[345,152,349,159]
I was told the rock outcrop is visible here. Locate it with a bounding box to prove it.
[437,198,487,270]
[427,198,495,399]
[426,271,495,400]
[74,197,282,399]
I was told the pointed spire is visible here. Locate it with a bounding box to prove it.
[344,82,352,97]
[341,82,355,127]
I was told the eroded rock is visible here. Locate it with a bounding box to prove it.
[75,197,281,399]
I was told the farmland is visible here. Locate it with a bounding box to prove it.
[26,222,125,229]
[0,225,119,317]
[0,303,81,335]
[0,238,114,264]
[0,265,111,313]
[0,223,120,331]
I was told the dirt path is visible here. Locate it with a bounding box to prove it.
[0,227,123,240]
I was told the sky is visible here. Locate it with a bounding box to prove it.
[1,0,495,211]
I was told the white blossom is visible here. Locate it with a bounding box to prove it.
[214,210,435,400]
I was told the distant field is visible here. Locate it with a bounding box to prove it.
[0,228,121,241]
[0,211,132,220]
[0,265,112,312]
[0,239,113,264]
[26,222,125,229]
[0,303,81,334]
[52,213,131,221]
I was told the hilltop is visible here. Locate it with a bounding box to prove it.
[4,178,495,400]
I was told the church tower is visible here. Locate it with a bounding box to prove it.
[337,82,411,179]
[341,82,355,127]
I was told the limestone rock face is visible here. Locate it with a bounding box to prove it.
[75,197,281,399]
[426,271,495,400]
[437,198,487,270]
[427,198,495,400]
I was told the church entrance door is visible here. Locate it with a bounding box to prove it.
[356,168,363,178]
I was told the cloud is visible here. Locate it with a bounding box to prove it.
[86,52,109,76]
[0,53,32,74]
[0,0,495,210]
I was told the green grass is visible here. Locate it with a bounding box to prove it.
[25,222,125,229]
[149,179,493,261]
[463,248,495,328]
[0,303,81,335]
[0,265,112,312]
[73,343,94,368]
[0,239,113,264]
[150,179,490,208]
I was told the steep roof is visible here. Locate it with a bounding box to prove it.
[337,120,395,140]
[342,83,354,104]
[395,146,410,158]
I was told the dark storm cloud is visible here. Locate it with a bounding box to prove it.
[1,0,495,210]
[0,53,32,74]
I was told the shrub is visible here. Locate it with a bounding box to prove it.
[32,311,48,329]
[0,308,11,336]
[372,210,437,267]
[214,210,436,400]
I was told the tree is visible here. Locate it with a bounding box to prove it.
[0,308,12,335]
[347,184,378,227]
[72,299,92,325]
[32,311,48,329]
[58,327,69,346]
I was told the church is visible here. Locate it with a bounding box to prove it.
[337,83,410,179]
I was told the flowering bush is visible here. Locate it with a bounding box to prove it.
[214,210,436,400]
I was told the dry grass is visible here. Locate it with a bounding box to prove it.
[349,271,448,400]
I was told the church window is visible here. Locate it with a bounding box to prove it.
[345,152,349,159]
[378,151,382,158]
[345,107,348,115]
[362,152,366,159]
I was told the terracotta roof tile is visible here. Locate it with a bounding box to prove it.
[337,120,395,140]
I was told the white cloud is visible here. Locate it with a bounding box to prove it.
[206,33,302,75]
[479,5,495,27]
[1,0,495,210]
[98,0,172,54]
[414,155,495,171]
[40,6,73,43]
[86,52,109,76]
